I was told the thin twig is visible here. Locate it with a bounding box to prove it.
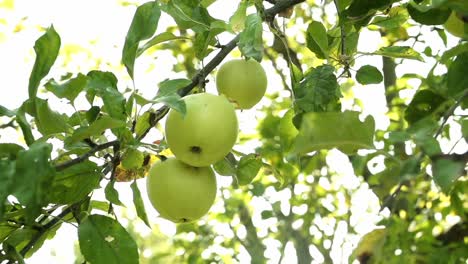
[54,140,119,172]
[19,205,75,257]
[434,89,468,138]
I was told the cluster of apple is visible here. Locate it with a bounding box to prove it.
[146,58,268,223]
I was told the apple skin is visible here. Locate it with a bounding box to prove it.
[444,12,468,38]
[146,157,217,223]
[216,59,268,109]
[165,93,238,167]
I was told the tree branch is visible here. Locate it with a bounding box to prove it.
[54,140,119,172]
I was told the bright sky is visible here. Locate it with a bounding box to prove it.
[0,0,466,263]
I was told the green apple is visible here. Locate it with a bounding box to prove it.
[165,93,238,167]
[146,157,217,223]
[444,12,468,38]
[216,59,268,109]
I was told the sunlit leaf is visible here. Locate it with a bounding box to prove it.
[306,21,329,59]
[45,73,87,103]
[407,4,451,25]
[293,65,341,114]
[447,52,468,98]
[371,6,408,28]
[47,161,101,204]
[352,229,387,263]
[293,111,375,154]
[236,154,262,185]
[78,215,139,264]
[356,65,383,84]
[137,32,188,57]
[11,142,55,223]
[157,78,191,97]
[238,14,263,61]
[213,153,237,176]
[105,181,124,206]
[122,1,161,78]
[130,180,150,227]
[86,71,126,121]
[69,115,126,143]
[229,0,248,32]
[28,26,60,101]
[372,46,424,61]
[35,98,71,136]
[433,157,465,193]
[404,89,447,124]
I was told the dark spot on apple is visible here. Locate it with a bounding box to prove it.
[181,218,189,223]
[190,146,202,154]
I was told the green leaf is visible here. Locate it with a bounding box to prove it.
[440,43,468,64]
[35,98,71,136]
[238,14,263,62]
[351,229,387,263]
[404,89,447,124]
[236,154,262,185]
[461,118,468,140]
[279,109,299,151]
[105,181,124,206]
[293,65,341,113]
[432,157,465,193]
[160,1,211,33]
[47,161,101,204]
[370,6,409,28]
[229,0,248,32]
[157,78,191,97]
[134,111,152,139]
[4,228,38,257]
[130,181,150,227]
[306,21,329,59]
[345,0,396,19]
[137,32,188,57]
[0,105,15,117]
[447,52,468,98]
[293,111,375,155]
[69,115,126,143]
[16,103,35,146]
[356,65,383,84]
[44,73,87,103]
[0,143,24,159]
[121,148,144,170]
[0,160,15,219]
[373,46,424,61]
[86,71,127,120]
[407,3,451,25]
[152,94,186,115]
[122,1,161,79]
[11,142,55,223]
[78,215,139,264]
[213,153,237,176]
[28,26,61,101]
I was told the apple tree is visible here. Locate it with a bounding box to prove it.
[0,0,467,263]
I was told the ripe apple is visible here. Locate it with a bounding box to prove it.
[444,12,468,38]
[216,59,268,109]
[146,157,217,223]
[165,93,238,167]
